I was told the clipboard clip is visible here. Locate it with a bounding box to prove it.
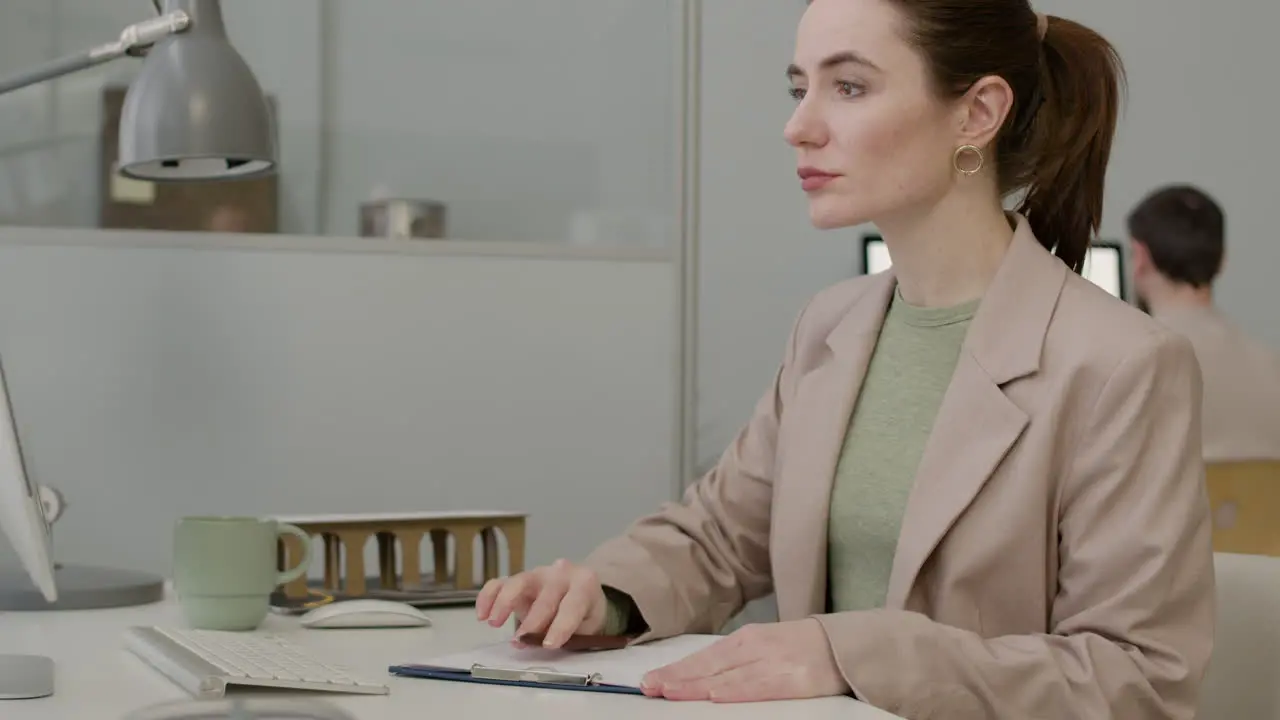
[469,663,604,687]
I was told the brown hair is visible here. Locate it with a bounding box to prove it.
[883,3,1126,273]
[1126,184,1225,287]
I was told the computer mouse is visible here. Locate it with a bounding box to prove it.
[299,599,431,629]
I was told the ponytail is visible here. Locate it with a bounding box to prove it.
[882,3,1125,275]
[1013,16,1125,272]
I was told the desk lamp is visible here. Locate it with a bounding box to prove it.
[0,0,276,616]
[0,0,277,181]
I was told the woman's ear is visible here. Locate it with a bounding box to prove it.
[956,75,1015,150]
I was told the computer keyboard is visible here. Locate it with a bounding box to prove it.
[124,626,390,699]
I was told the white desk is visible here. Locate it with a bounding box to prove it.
[0,593,904,719]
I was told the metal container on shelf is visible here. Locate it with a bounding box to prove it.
[359,198,446,240]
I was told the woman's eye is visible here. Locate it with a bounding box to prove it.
[836,81,862,97]
[788,87,806,101]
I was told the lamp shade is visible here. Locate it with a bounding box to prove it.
[118,0,276,181]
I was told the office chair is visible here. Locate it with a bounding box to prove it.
[1199,552,1280,719]
[1204,460,1280,557]
[122,698,356,720]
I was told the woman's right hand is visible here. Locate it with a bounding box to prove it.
[474,558,609,648]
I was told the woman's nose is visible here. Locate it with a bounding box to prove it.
[784,101,827,148]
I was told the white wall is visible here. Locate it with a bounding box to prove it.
[0,230,677,578]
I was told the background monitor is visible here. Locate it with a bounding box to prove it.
[0,355,57,603]
[1081,240,1126,299]
[860,234,1130,302]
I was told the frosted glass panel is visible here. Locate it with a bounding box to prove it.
[325,0,680,249]
[0,0,682,249]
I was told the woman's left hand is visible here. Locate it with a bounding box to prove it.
[640,618,850,702]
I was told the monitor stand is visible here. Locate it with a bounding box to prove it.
[0,655,53,700]
[0,562,164,611]
[0,485,164,611]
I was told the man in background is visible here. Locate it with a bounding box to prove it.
[1127,184,1280,462]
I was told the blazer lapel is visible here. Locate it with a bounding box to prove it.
[883,352,1028,608]
[884,215,1067,609]
[773,272,895,620]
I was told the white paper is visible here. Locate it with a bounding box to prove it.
[414,634,721,689]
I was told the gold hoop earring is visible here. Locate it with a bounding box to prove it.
[953,144,984,176]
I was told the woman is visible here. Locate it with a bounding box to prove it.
[476,0,1215,717]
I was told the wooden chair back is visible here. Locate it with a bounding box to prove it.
[1205,461,1280,557]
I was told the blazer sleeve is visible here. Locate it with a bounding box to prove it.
[813,331,1216,720]
[581,301,814,640]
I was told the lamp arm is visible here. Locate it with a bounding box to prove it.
[0,10,191,97]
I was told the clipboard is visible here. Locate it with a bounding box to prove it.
[388,634,720,696]
[388,662,645,695]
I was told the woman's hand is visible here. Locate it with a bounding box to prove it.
[640,619,849,702]
[474,558,608,648]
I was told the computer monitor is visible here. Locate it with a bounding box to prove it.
[0,354,58,701]
[860,235,1130,302]
[0,357,162,613]
[0,356,57,604]
[1080,240,1126,300]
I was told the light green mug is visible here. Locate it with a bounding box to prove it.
[173,516,312,631]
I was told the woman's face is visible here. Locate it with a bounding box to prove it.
[785,0,961,230]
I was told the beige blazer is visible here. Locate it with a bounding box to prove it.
[585,216,1215,720]
[1153,304,1280,463]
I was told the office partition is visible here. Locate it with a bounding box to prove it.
[0,229,677,578]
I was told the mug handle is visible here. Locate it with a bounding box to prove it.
[274,523,313,586]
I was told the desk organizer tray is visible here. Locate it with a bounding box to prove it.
[269,576,478,615]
